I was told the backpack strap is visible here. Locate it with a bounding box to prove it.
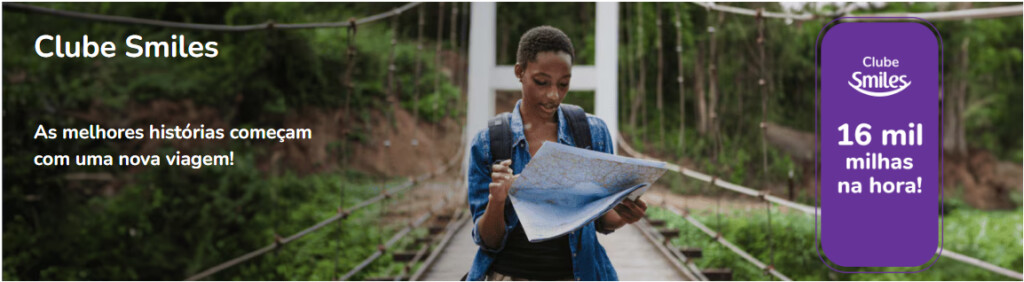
[487,112,514,163]
[487,104,592,164]
[559,104,592,150]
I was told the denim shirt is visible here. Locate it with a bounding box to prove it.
[466,100,618,281]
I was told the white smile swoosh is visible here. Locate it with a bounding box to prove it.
[848,80,911,97]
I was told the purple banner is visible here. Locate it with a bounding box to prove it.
[820,22,940,268]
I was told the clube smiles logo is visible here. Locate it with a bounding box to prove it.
[848,56,911,97]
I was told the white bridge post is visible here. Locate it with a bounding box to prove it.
[595,2,620,150]
[465,3,620,170]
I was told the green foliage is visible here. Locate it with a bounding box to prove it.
[3,3,462,280]
[619,2,1023,184]
[3,3,460,129]
[624,6,1022,279]
[496,3,596,65]
[647,206,1023,280]
[3,145,427,280]
[3,2,1021,280]
[562,91,596,113]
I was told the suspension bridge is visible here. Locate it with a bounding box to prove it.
[6,2,1022,281]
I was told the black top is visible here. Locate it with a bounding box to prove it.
[489,223,574,280]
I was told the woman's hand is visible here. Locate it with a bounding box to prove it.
[478,159,517,250]
[488,159,517,202]
[597,199,648,233]
[612,199,648,224]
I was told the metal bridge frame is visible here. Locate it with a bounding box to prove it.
[464,2,620,167]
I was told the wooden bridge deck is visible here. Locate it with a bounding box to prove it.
[416,220,690,281]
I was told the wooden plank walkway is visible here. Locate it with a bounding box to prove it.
[416,221,690,281]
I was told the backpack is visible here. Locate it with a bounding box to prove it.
[487,103,592,162]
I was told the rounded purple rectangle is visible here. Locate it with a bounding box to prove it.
[820,22,940,268]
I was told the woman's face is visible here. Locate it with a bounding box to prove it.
[516,51,572,119]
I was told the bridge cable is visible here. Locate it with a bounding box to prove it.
[656,201,793,281]
[334,169,345,279]
[412,4,425,147]
[1,2,468,280]
[2,2,420,31]
[755,8,777,279]
[184,143,464,281]
[618,134,1024,280]
[656,2,666,146]
[449,3,460,98]
[690,2,1023,22]
[674,2,687,155]
[339,187,451,280]
[386,7,401,131]
[432,3,445,141]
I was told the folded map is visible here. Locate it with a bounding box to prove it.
[509,141,668,242]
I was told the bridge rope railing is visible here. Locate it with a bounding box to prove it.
[185,140,466,281]
[617,134,1024,280]
[2,2,421,31]
[0,2,467,279]
[667,203,791,281]
[338,188,465,281]
[621,135,791,280]
[408,207,471,281]
[645,193,792,281]
[618,134,815,215]
[648,3,1022,280]
[633,216,707,281]
[692,2,1023,22]
[355,171,469,281]
[342,176,469,281]
[846,4,1024,21]
[340,209,434,281]
[693,2,815,21]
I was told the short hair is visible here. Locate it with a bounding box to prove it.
[516,26,575,68]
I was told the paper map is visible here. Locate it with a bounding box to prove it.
[509,141,668,242]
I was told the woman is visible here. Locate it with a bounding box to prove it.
[466,26,648,281]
